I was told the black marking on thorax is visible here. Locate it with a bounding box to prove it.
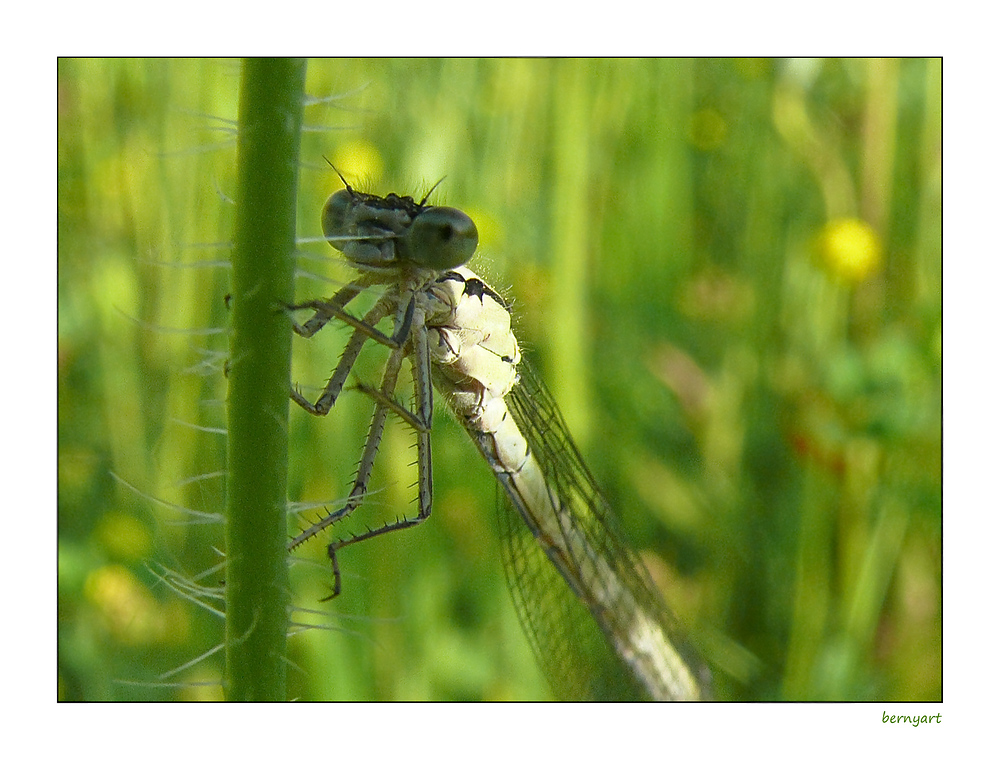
[437,270,509,310]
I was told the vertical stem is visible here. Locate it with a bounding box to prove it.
[225,58,306,701]
[549,60,591,445]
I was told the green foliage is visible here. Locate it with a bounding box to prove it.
[58,58,941,701]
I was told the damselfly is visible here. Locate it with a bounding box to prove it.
[288,176,710,701]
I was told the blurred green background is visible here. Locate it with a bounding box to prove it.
[58,58,941,701]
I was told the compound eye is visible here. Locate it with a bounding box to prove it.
[407,207,478,270]
[321,190,355,250]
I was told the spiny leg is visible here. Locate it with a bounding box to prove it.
[349,299,435,518]
[289,338,405,556]
[290,294,396,416]
[322,302,437,597]
[408,300,435,519]
[288,290,414,548]
[291,293,420,599]
[289,273,375,338]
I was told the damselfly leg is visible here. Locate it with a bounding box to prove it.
[287,279,435,598]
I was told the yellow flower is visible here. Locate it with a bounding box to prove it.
[818,218,883,283]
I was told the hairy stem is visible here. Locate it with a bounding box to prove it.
[224,58,306,701]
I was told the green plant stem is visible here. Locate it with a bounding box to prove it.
[224,58,306,701]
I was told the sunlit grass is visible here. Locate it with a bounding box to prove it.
[58,58,941,701]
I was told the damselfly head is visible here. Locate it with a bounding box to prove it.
[321,183,478,272]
